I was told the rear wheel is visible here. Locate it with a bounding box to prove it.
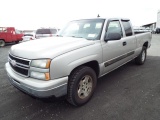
[67,66,97,106]
[135,46,147,65]
[0,40,5,47]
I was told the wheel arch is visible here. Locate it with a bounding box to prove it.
[143,41,148,48]
[69,60,100,78]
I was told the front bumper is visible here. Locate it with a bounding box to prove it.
[5,62,68,98]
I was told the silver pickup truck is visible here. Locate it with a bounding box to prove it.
[5,18,151,106]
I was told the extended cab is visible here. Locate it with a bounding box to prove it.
[5,18,151,106]
[0,27,23,47]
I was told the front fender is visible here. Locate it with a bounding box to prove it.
[68,54,99,74]
[50,43,102,79]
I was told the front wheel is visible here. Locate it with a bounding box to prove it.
[67,66,97,106]
[135,46,147,65]
[0,40,5,47]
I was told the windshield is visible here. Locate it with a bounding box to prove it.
[58,19,105,40]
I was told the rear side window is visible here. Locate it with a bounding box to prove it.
[36,29,51,34]
[122,21,133,36]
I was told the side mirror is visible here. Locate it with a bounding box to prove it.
[104,32,121,41]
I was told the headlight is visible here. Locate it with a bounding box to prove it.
[30,71,50,80]
[31,59,51,68]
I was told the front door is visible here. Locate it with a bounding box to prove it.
[101,20,127,75]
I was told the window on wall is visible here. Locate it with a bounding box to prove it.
[122,21,133,36]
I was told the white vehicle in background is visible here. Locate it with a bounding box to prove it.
[35,28,59,39]
[22,33,36,42]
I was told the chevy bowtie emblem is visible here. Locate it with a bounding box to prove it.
[11,60,17,67]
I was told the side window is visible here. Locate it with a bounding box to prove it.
[122,21,133,36]
[106,21,123,37]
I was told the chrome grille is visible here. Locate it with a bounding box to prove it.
[8,54,30,76]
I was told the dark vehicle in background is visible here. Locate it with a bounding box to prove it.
[0,27,23,47]
[155,28,160,34]
[35,28,59,39]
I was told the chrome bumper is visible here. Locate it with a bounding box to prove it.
[5,62,68,98]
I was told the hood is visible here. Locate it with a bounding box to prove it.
[10,37,95,59]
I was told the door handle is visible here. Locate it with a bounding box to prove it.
[123,41,127,46]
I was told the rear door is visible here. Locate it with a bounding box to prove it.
[120,19,137,60]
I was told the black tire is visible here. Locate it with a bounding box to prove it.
[67,66,97,106]
[0,40,5,47]
[135,46,147,65]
